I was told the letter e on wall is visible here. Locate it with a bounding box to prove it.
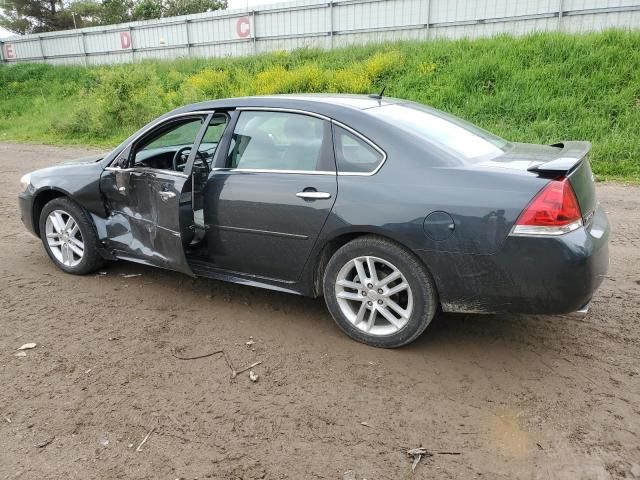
[4,43,16,60]
[120,31,132,49]
[236,17,251,38]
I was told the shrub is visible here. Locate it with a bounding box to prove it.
[2,31,640,180]
[53,65,165,139]
[184,68,229,98]
[252,64,328,94]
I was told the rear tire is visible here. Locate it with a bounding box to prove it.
[39,197,105,275]
[323,236,438,348]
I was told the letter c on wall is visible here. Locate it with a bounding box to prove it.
[236,17,250,38]
[120,31,132,49]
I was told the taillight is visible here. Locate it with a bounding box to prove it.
[511,177,583,236]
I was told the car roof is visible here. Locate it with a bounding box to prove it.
[178,94,403,118]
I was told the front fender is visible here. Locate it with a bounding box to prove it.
[29,162,108,219]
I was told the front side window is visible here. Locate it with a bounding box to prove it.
[226,111,332,172]
[195,114,229,162]
[132,118,203,170]
[333,125,384,173]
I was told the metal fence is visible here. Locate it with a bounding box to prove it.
[2,0,640,65]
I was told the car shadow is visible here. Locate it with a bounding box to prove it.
[101,260,576,357]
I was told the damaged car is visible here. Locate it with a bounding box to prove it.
[18,94,609,347]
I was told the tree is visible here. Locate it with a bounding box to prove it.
[131,0,161,21]
[0,0,75,34]
[68,1,104,27]
[133,0,226,21]
[99,0,133,25]
[164,0,226,17]
[0,0,226,34]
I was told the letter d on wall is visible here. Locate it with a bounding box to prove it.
[120,31,132,49]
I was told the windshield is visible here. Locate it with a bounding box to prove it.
[371,103,509,161]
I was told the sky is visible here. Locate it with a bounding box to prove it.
[227,0,284,10]
[0,25,14,38]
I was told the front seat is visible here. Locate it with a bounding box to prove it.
[231,131,278,169]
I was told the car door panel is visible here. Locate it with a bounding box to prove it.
[98,114,212,276]
[100,167,194,275]
[204,170,337,282]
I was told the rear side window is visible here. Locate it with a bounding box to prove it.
[333,125,384,174]
[226,111,333,172]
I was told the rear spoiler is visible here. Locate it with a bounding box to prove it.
[527,141,592,176]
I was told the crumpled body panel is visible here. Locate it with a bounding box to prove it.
[98,168,194,275]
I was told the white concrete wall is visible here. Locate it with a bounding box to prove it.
[1,0,639,65]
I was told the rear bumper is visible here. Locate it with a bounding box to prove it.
[417,203,610,315]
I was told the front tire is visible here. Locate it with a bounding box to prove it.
[39,197,104,275]
[323,236,438,348]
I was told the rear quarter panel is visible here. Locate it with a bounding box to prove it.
[326,156,549,256]
[312,145,553,307]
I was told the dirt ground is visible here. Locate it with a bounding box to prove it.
[0,142,639,480]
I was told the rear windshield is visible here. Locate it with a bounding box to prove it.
[370,103,509,161]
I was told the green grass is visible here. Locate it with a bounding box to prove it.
[1,30,640,180]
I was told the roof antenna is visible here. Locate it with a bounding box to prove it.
[368,85,386,100]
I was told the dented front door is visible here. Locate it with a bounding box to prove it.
[100,167,194,275]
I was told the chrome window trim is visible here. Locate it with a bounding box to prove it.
[212,167,335,176]
[236,106,330,121]
[104,166,189,179]
[108,110,217,168]
[233,107,388,176]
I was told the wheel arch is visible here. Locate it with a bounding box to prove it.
[31,187,71,237]
[310,229,440,302]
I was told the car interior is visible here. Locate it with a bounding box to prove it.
[132,117,221,173]
[127,115,228,248]
[228,114,325,171]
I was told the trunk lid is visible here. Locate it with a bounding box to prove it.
[478,141,597,222]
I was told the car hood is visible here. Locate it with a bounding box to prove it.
[29,153,108,186]
[29,153,107,179]
[61,153,107,165]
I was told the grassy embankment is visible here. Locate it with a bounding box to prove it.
[1,30,639,180]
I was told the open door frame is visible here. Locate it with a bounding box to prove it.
[99,112,214,276]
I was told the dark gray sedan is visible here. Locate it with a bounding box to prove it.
[18,94,609,347]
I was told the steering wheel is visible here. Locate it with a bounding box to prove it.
[172,146,209,175]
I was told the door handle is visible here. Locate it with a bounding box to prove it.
[296,191,332,200]
[158,191,176,201]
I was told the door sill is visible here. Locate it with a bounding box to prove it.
[187,257,301,295]
[111,250,196,277]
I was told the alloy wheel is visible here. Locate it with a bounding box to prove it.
[334,255,414,336]
[45,209,85,267]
